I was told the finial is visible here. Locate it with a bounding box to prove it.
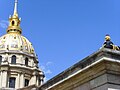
[7,0,22,34]
[13,0,18,17]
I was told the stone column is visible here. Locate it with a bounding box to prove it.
[40,77,44,85]
[16,73,20,89]
[2,71,8,88]
[36,76,39,86]
[20,73,24,88]
[30,75,37,85]
[33,75,37,84]
[0,71,2,88]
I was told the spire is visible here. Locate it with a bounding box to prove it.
[13,0,18,17]
[7,0,22,34]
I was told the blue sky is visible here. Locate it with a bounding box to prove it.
[0,0,120,81]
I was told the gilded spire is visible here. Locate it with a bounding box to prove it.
[13,0,18,17]
[7,0,22,34]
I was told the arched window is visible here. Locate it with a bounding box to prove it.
[0,56,2,64]
[12,21,15,26]
[11,55,16,64]
[25,57,28,66]
[24,79,29,86]
[9,77,16,88]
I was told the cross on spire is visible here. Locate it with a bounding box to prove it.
[13,0,18,16]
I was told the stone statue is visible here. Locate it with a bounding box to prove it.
[103,34,114,49]
[102,34,120,50]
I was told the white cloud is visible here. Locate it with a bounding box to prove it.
[45,70,52,74]
[46,61,53,66]
[0,20,9,29]
[41,65,46,70]
[40,61,54,75]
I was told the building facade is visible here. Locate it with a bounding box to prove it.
[0,0,44,89]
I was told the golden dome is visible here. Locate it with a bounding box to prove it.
[0,0,35,54]
[0,33,35,54]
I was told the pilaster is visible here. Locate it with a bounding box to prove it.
[0,71,2,88]
[16,73,20,89]
[20,73,24,88]
[2,71,8,88]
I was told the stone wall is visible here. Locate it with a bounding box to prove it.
[39,49,120,90]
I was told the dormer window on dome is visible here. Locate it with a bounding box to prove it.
[0,56,2,64]
[25,57,28,66]
[11,55,16,64]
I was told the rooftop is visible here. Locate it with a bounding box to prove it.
[40,48,120,89]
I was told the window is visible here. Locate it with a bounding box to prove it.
[11,55,16,64]
[3,37,6,39]
[25,79,29,86]
[25,58,28,66]
[9,77,16,88]
[14,37,16,39]
[12,21,15,26]
[0,56,2,64]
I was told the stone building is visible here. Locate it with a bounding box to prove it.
[1,0,120,90]
[39,35,120,90]
[40,48,120,90]
[0,0,44,89]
